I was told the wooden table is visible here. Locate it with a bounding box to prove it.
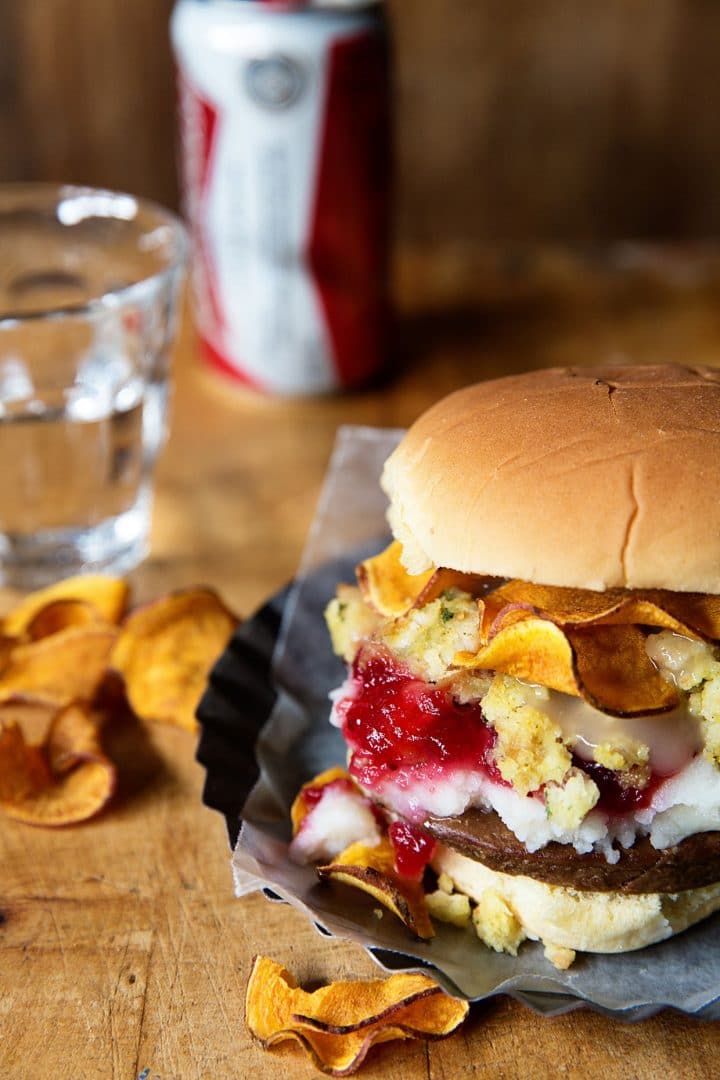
[2,258,720,1078]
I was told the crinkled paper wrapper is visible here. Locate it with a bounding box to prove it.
[197,425,720,1019]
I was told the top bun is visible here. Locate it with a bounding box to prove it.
[381,364,720,593]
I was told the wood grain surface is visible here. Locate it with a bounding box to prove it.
[2,266,720,1078]
[4,1,720,244]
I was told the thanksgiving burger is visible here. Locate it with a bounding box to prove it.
[317,364,720,965]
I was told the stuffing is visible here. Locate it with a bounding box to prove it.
[380,588,481,683]
[543,942,576,970]
[425,889,472,928]
[592,739,649,772]
[647,630,720,765]
[544,768,600,830]
[326,585,380,663]
[646,630,720,692]
[471,888,526,957]
[481,675,571,795]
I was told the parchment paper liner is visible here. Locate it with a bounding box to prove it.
[197,425,720,1020]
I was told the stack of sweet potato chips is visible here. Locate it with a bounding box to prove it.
[0,575,237,825]
[245,956,468,1075]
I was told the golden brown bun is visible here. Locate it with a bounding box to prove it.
[382,364,720,592]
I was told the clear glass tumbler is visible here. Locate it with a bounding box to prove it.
[0,184,187,587]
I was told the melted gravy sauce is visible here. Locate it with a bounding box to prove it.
[550,695,700,775]
[521,629,712,776]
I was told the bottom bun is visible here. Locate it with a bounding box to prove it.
[432,846,720,961]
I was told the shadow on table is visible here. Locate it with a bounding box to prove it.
[102,695,169,812]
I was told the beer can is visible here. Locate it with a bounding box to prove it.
[171,0,391,395]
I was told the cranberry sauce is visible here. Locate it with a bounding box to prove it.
[336,645,502,790]
[388,820,436,880]
[570,755,666,814]
[336,645,676,819]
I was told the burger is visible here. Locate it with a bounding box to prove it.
[322,364,720,967]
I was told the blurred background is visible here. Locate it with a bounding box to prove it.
[4,0,720,281]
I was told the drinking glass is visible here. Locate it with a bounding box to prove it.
[0,184,187,587]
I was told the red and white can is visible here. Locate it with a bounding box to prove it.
[171,0,391,395]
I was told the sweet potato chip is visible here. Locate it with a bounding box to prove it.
[294,987,468,1038]
[3,576,129,636]
[484,580,720,643]
[291,766,355,835]
[111,587,238,733]
[26,599,104,641]
[455,616,681,716]
[0,626,118,706]
[655,591,720,643]
[357,541,436,616]
[456,617,580,698]
[265,1019,413,1075]
[414,568,499,609]
[0,703,116,825]
[0,634,18,670]
[319,837,434,939]
[570,624,679,716]
[0,696,56,749]
[482,600,537,640]
[245,956,468,1076]
[0,720,52,801]
[291,976,440,1033]
[357,540,493,617]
